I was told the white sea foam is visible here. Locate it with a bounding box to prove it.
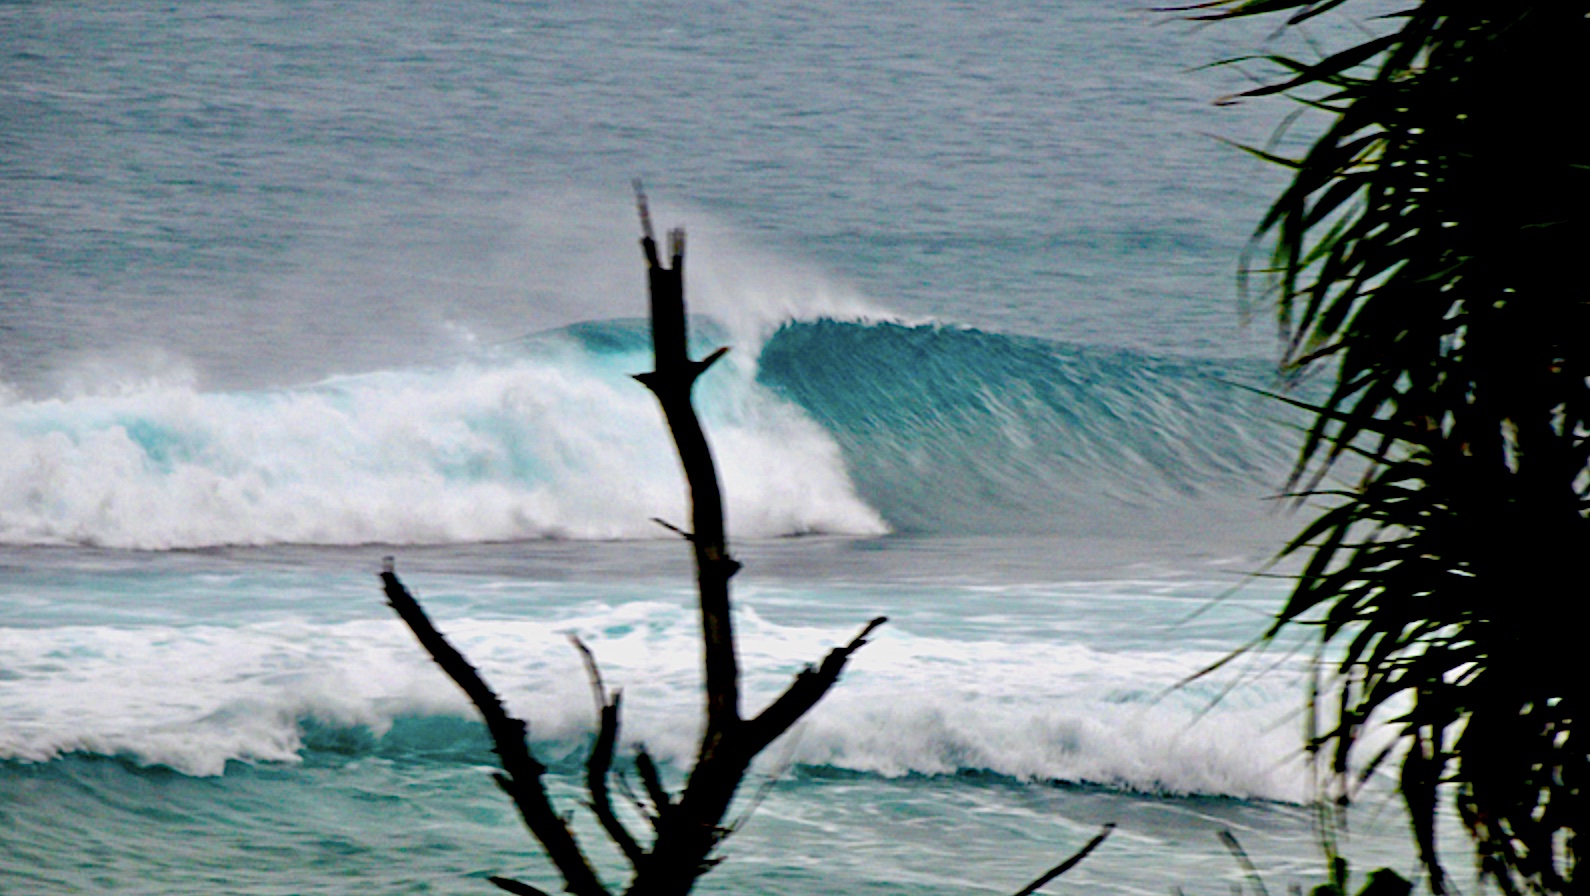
[0,341,887,548]
[0,599,1310,801]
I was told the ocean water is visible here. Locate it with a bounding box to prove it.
[2,2,1425,894]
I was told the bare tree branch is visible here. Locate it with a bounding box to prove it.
[570,634,609,706]
[489,876,555,896]
[1218,829,1271,896]
[570,636,645,868]
[381,562,611,896]
[631,190,742,735]
[625,185,754,891]
[634,747,674,822]
[1010,824,1115,896]
[746,616,887,754]
[649,517,692,541]
[384,192,897,896]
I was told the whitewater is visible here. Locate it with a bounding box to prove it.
[1,2,1427,894]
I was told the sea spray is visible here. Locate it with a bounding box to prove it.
[0,330,885,549]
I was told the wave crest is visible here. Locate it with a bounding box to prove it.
[0,326,884,549]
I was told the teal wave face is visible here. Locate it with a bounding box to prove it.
[0,315,1298,547]
[754,319,1299,535]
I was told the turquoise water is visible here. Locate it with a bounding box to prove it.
[0,540,1352,895]
[1,2,1428,894]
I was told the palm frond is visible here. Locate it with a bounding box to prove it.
[1204,2,1590,892]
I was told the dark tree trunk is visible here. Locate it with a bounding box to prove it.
[383,188,887,896]
[383,187,1108,895]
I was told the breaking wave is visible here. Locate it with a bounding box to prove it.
[0,317,1296,548]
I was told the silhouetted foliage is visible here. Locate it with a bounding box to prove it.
[1218,829,1412,896]
[1192,2,1588,892]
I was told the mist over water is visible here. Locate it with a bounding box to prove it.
[0,2,1423,894]
[2,0,1310,395]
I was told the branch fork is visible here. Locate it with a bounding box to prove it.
[382,190,1108,895]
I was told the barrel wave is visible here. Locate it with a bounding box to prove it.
[756,319,1295,535]
[0,317,1295,548]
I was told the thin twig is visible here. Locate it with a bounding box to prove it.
[635,746,674,818]
[569,635,644,867]
[489,876,554,896]
[650,517,693,541]
[381,561,610,896]
[1010,824,1116,896]
[570,634,609,707]
[633,179,655,244]
[746,616,887,753]
[1219,829,1273,896]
